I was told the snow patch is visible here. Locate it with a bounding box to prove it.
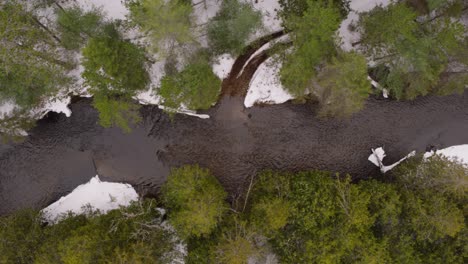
[368,147,416,173]
[424,145,468,166]
[245,55,293,107]
[40,96,72,118]
[73,0,128,20]
[251,0,283,37]
[0,101,16,118]
[212,53,236,79]
[42,175,138,222]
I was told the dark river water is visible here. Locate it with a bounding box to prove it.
[1,91,468,215]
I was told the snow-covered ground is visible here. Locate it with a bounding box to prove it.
[72,0,128,20]
[42,175,138,222]
[250,0,282,39]
[424,145,468,166]
[0,101,16,118]
[212,53,236,79]
[245,55,293,107]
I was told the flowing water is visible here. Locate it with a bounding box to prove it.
[1,91,468,215]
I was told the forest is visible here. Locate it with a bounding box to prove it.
[1,155,467,263]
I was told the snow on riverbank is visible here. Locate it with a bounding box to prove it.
[41,175,187,263]
[213,54,236,79]
[42,175,138,222]
[369,144,468,173]
[245,55,293,107]
[368,147,416,173]
[424,145,468,166]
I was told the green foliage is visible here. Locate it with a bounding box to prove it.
[82,23,149,131]
[1,200,176,264]
[159,59,221,110]
[247,164,467,263]
[250,197,290,234]
[0,1,71,108]
[313,52,370,117]
[279,0,342,96]
[162,165,228,239]
[278,0,350,25]
[0,209,43,263]
[403,189,464,242]
[207,0,263,55]
[213,219,259,264]
[56,6,103,50]
[357,2,467,99]
[126,0,194,55]
[0,108,36,143]
[82,24,149,94]
[395,155,468,199]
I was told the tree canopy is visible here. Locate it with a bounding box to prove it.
[161,165,228,239]
[207,0,263,56]
[279,0,342,96]
[56,6,103,50]
[159,57,222,110]
[357,1,467,99]
[0,0,71,108]
[0,200,178,264]
[313,51,370,117]
[125,0,194,55]
[82,23,149,131]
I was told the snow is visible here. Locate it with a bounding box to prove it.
[251,0,283,36]
[158,105,210,119]
[73,0,128,20]
[338,0,391,51]
[245,55,293,107]
[0,101,16,118]
[40,96,72,118]
[212,53,236,79]
[42,175,138,222]
[424,144,468,166]
[368,147,416,173]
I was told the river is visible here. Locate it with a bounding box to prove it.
[1,91,468,215]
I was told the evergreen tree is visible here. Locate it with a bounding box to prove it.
[125,0,194,55]
[161,165,228,239]
[207,0,263,56]
[279,0,342,96]
[313,52,370,117]
[357,2,467,99]
[159,56,221,110]
[56,6,103,50]
[0,0,71,108]
[81,23,149,131]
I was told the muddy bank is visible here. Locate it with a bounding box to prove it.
[1,91,468,215]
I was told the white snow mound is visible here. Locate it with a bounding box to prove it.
[424,144,468,166]
[42,175,138,222]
